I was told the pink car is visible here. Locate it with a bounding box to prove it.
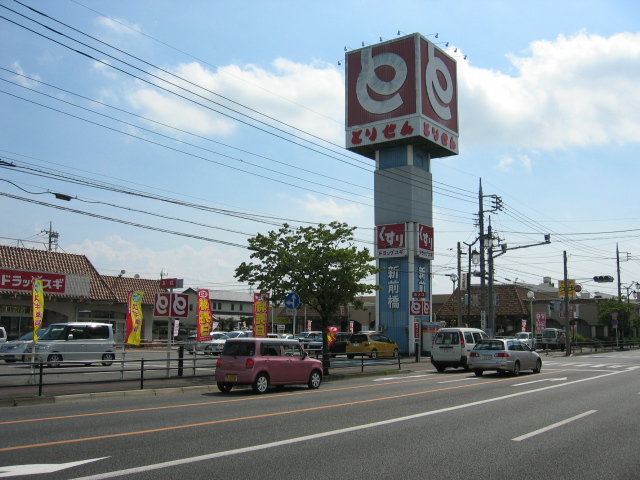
[215,338,323,394]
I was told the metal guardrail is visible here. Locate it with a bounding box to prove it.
[0,346,406,398]
[0,347,216,397]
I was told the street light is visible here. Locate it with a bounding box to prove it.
[527,290,536,349]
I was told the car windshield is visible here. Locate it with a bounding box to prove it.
[514,333,528,339]
[211,333,228,340]
[474,341,505,351]
[350,334,367,343]
[38,325,66,341]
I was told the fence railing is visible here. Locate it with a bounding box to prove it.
[0,346,405,398]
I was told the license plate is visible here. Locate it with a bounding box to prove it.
[353,343,360,346]
[482,355,492,360]
[227,374,237,381]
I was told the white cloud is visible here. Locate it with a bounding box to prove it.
[459,31,640,150]
[125,59,345,142]
[65,235,246,287]
[289,193,369,225]
[127,87,237,135]
[11,61,41,88]
[97,17,142,37]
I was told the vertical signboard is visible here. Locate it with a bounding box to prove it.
[253,292,269,338]
[535,312,547,334]
[126,291,144,345]
[416,224,434,260]
[197,289,213,342]
[32,279,44,341]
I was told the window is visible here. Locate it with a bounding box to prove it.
[86,325,110,339]
[464,332,474,343]
[68,326,86,340]
[239,304,243,311]
[283,343,303,357]
[231,304,235,311]
[435,332,459,345]
[222,341,255,356]
[262,343,281,356]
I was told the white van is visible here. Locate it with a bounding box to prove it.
[430,327,489,372]
[32,322,117,367]
[0,326,6,344]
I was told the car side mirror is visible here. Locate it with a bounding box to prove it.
[301,350,307,359]
[67,334,74,340]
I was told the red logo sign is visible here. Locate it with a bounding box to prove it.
[0,268,66,293]
[346,34,458,158]
[410,300,431,316]
[154,293,189,318]
[160,278,179,289]
[417,224,434,260]
[377,223,407,258]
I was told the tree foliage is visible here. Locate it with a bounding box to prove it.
[235,222,381,369]
[597,298,638,335]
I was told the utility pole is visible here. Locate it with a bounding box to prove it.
[457,242,462,326]
[487,219,495,335]
[563,251,571,356]
[478,180,486,332]
[41,222,59,251]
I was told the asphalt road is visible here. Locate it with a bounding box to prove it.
[1,349,639,479]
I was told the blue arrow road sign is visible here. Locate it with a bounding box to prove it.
[285,292,300,309]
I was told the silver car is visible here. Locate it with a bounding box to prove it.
[468,339,542,376]
[0,327,51,363]
[184,332,229,354]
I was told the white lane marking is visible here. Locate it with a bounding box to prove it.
[69,370,626,480]
[374,374,433,381]
[512,377,567,386]
[0,458,108,477]
[512,410,598,441]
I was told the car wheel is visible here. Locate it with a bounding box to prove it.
[101,353,115,366]
[435,365,445,373]
[392,348,399,358]
[217,382,232,393]
[252,373,269,394]
[474,369,483,377]
[347,354,354,359]
[47,354,62,367]
[369,349,378,359]
[533,358,542,374]
[308,370,322,389]
[512,361,521,376]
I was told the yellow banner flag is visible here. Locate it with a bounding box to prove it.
[126,291,144,345]
[32,279,44,342]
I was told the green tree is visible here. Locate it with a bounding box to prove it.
[235,222,381,372]
[597,298,633,339]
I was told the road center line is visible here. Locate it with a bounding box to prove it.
[511,410,598,441]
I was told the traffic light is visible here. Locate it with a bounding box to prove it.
[593,275,614,283]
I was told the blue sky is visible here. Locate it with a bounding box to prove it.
[1,0,639,298]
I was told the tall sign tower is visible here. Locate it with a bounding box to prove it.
[345,33,459,354]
